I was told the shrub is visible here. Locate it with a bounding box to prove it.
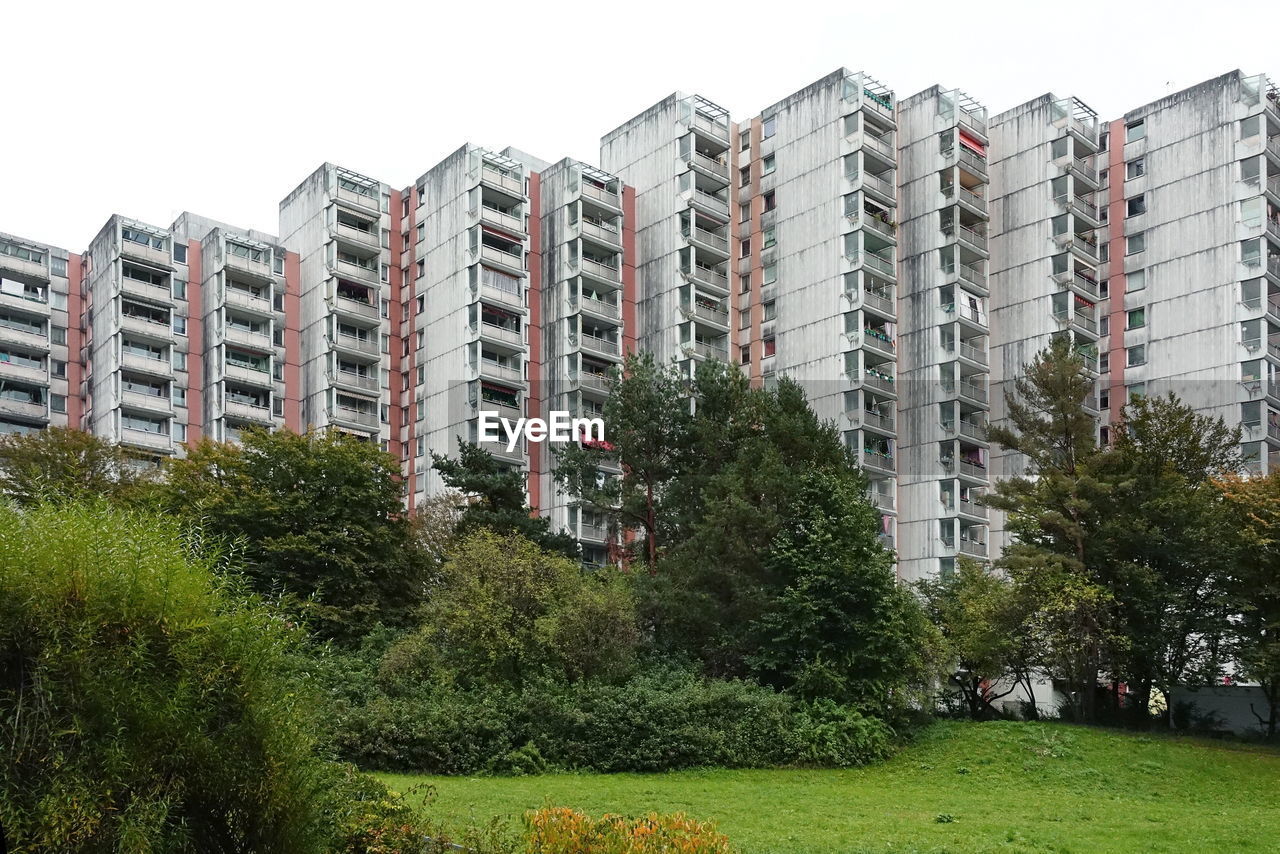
[524,807,734,854]
[0,502,417,853]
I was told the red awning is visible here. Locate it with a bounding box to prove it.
[958,130,986,155]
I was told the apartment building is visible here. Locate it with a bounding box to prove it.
[0,232,78,435]
[600,93,736,375]
[1097,71,1280,476]
[6,67,1280,576]
[731,69,900,546]
[986,96,1102,553]
[895,86,994,582]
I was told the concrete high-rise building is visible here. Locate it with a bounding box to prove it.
[5,68,1280,576]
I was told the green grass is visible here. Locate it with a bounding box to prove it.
[378,720,1280,854]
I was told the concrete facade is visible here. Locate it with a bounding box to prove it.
[5,68,1279,572]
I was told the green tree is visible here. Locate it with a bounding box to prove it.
[555,351,693,569]
[0,502,343,852]
[160,429,425,642]
[1218,472,1280,738]
[431,441,579,558]
[382,530,638,689]
[917,559,1035,719]
[0,426,155,506]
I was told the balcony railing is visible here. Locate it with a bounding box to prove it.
[578,294,621,320]
[944,184,988,215]
[691,188,730,215]
[575,372,613,393]
[956,147,988,178]
[850,250,895,277]
[329,370,379,393]
[686,341,728,361]
[689,264,729,292]
[960,538,989,557]
[686,301,729,325]
[860,329,896,355]
[848,169,896,200]
[581,181,622,209]
[689,150,730,179]
[222,362,272,387]
[477,359,523,383]
[478,205,525,235]
[859,132,895,161]
[959,459,988,480]
[959,418,987,441]
[329,406,378,430]
[942,221,988,252]
[579,335,621,357]
[332,332,379,356]
[480,243,524,271]
[120,351,173,375]
[859,288,894,314]
[856,409,896,432]
[479,321,522,346]
[481,282,525,309]
[224,286,272,314]
[333,221,380,249]
[959,498,989,519]
[959,341,988,365]
[480,164,524,196]
[0,398,47,421]
[862,449,896,472]
[691,112,730,141]
[854,370,896,395]
[580,219,621,246]
[580,257,621,283]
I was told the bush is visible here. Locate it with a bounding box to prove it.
[0,502,420,853]
[336,664,896,774]
[525,807,734,854]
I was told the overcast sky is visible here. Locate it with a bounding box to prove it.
[4,0,1275,250]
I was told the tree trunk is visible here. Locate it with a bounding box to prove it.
[645,479,657,572]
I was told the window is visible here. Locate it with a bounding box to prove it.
[763,336,776,357]
[740,203,750,223]
[51,394,66,413]
[739,131,749,152]
[763,300,777,321]
[763,191,776,212]
[1125,120,1145,142]
[172,279,186,300]
[1099,352,1109,373]
[173,315,187,335]
[381,192,391,213]
[380,264,389,283]
[51,327,66,345]
[762,154,776,175]
[1127,344,1147,366]
[762,116,776,139]
[172,386,186,405]
[173,350,187,370]
[763,263,777,285]
[1127,232,1146,255]
[1050,137,1069,159]
[51,257,67,277]
[740,274,751,294]
[739,345,750,365]
[173,422,187,443]
[52,360,66,378]
[173,242,188,263]
[50,292,66,311]
[762,227,776,249]
[1126,194,1147,217]
[1126,307,1146,329]
[1128,382,1146,400]
[273,252,284,274]
[1099,131,1109,152]
[1099,388,1110,410]
[1100,315,1110,336]
[1126,158,1146,179]
[739,166,751,188]
[740,237,751,257]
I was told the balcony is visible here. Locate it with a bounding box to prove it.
[120,314,175,343]
[224,249,274,281]
[955,340,989,367]
[119,237,172,270]
[120,427,173,454]
[685,224,730,258]
[331,332,379,360]
[959,418,987,443]
[579,335,621,358]
[688,151,730,183]
[331,221,382,253]
[478,401,523,424]
[862,449,896,474]
[859,328,896,356]
[0,398,47,422]
[959,538,989,558]
[121,389,173,415]
[481,281,526,310]
[222,362,273,388]
[0,358,48,385]
[580,181,622,212]
[479,164,525,198]
[1056,271,1100,300]
[333,294,380,323]
[856,131,896,163]
[849,250,896,281]
[580,218,622,249]
[1059,232,1100,264]
[1066,156,1099,190]
[0,323,49,353]
[223,399,274,425]
[868,489,896,512]
[221,325,272,351]
[684,300,729,329]
[477,358,524,385]
[945,261,987,296]
[579,521,609,544]
[477,205,526,237]
[478,321,523,347]
[688,188,730,219]
[329,370,380,395]
[120,274,174,305]
[480,244,525,277]
[959,498,989,520]
[481,440,527,466]
[579,257,621,285]
[854,286,895,317]
[691,111,731,143]
[334,257,380,287]
[1060,193,1101,227]
[575,372,613,395]
[577,294,621,322]
[959,459,989,482]
[851,408,896,434]
[684,341,728,361]
[847,169,896,206]
[948,147,988,181]
[941,221,989,257]
[856,210,898,244]
[120,351,173,378]
[0,250,50,282]
[943,184,988,217]
[223,286,273,316]
[0,291,50,316]
[853,369,896,397]
[687,263,729,294]
[329,406,379,432]
[335,183,381,214]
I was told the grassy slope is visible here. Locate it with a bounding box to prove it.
[378,721,1280,854]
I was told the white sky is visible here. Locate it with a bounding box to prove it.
[3,0,1275,250]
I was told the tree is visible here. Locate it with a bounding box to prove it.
[0,502,345,852]
[917,559,1035,719]
[0,427,154,507]
[160,429,425,642]
[745,468,932,713]
[1218,471,1280,738]
[381,530,638,689]
[431,441,579,559]
[555,351,693,569]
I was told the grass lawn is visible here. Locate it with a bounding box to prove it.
[378,720,1280,854]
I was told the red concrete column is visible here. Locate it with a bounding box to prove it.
[66,253,86,429]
